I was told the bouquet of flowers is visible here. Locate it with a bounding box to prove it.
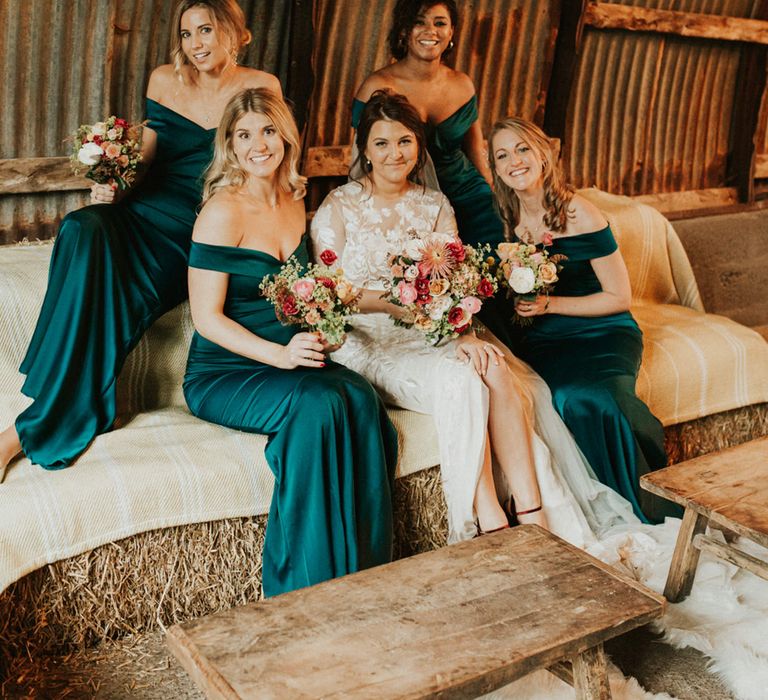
[496,237,566,323]
[70,116,144,189]
[383,230,497,345]
[259,249,359,346]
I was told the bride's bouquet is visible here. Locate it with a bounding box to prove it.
[383,230,497,345]
[259,249,360,346]
[496,240,565,323]
[70,115,144,190]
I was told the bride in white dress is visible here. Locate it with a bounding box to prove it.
[311,90,636,545]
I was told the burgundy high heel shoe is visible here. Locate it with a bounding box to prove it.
[505,497,543,526]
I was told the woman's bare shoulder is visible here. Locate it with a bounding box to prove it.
[566,193,608,234]
[355,67,398,101]
[238,67,282,96]
[193,191,244,245]
[146,64,180,101]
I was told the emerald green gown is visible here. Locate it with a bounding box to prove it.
[506,227,676,523]
[17,99,213,469]
[183,237,397,597]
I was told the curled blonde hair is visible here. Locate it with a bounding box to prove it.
[170,0,251,77]
[202,88,307,204]
[488,117,574,238]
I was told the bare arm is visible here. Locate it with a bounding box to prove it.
[190,198,325,369]
[463,119,493,187]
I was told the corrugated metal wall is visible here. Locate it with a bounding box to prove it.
[0,0,309,244]
[308,0,559,147]
[563,0,765,192]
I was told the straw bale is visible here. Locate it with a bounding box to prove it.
[1,402,765,673]
[0,467,447,672]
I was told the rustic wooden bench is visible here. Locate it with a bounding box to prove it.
[641,436,768,603]
[166,525,664,699]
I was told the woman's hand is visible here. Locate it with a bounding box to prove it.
[455,335,503,376]
[90,183,124,205]
[279,332,327,369]
[515,295,550,318]
[318,332,345,354]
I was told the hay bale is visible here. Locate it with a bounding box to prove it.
[2,402,766,673]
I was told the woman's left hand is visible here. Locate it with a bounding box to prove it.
[515,295,550,318]
[455,335,503,376]
[318,332,344,354]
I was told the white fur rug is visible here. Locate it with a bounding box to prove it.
[591,518,768,700]
[482,663,676,699]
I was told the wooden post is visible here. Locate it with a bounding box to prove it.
[726,0,768,203]
[663,507,709,602]
[543,1,588,144]
[572,644,611,700]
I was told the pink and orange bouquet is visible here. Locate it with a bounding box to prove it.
[384,230,497,345]
[496,239,566,322]
[70,115,144,190]
[259,249,359,346]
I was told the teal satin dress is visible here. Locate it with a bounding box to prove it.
[507,227,676,523]
[17,99,213,469]
[352,95,504,246]
[183,237,397,597]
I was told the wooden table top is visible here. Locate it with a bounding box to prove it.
[167,525,664,699]
[641,437,768,545]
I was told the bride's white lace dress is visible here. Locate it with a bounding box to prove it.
[311,181,636,544]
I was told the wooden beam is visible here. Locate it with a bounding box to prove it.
[543,1,589,144]
[584,2,768,45]
[756,153,768,179]
[693,534,768,582]
[303,146,351,178]
[0,157,89,194]
[727,1,768,202]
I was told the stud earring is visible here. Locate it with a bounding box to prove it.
[364,157,372,170]
[448,40,454,50]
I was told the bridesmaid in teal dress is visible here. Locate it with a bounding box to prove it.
[0,0,281,480]
[487,117,678,523]
[353,0,504,248]
[183,88,397,597]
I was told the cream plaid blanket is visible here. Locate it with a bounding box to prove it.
[1,190,767,592]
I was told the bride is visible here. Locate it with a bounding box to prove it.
[311,90,636,544]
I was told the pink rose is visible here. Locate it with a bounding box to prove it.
[530,252,544,265]
[447,241,466,262]
[396,281,418,305]
[541,232,554,246]
[319,249,337,266]
[292,278,316,302]
[459,296,481,315]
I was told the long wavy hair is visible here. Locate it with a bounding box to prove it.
[170,0,252,77]
[202,88,307,204]
[388,0,458,60]
[488,117,575,238]
[351,89,428,186]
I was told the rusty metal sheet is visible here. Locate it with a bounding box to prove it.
[307,0,559,147]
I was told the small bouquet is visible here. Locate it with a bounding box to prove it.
[70,116,144,190]
[496,238,566,323]
[384,230,497,345]
[259,249,360,346]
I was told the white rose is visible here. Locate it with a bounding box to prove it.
[77,142,104,165]
[91,122,107,136]
[509,266,536,294]
[404,238,423,260]
[404,265,419,281]
[428,295,453,320]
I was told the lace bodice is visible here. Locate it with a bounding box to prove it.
[310,181,458,290]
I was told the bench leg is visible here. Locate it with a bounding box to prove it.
[664,507,708,603]
[573,644,611,700]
